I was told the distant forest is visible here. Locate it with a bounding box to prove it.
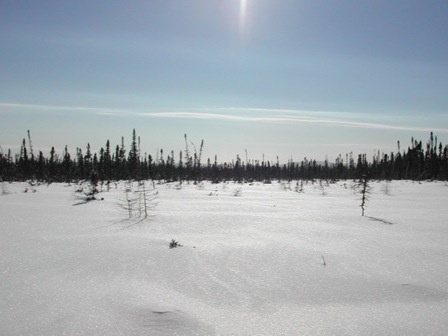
[1,131,447,182]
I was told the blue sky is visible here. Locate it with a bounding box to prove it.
[1,0,448,163]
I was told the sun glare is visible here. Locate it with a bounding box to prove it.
[239,0,248,34]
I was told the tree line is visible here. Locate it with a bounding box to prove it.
[1,130,447,183]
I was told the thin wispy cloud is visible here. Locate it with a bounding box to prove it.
[2,102,447,133]
[0,102,127,115]
[141,111,448,133]
[221,107,364,119]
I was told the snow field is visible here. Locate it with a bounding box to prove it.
[1,180,448,335]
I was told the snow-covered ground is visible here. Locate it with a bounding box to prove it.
[1,180,448,335]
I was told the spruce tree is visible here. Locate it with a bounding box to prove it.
[128,129,139,178]
[355,174,371,216]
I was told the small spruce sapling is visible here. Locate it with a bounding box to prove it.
[355,174,371,216]
[120,180,158,220]
[84,170,99,200]
[122,182,135,219]
[135,181,158,219]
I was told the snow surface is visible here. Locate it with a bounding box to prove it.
[1,180,448,335]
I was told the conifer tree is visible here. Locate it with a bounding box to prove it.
[355,174,371,216]
[62,146,72,182]
[128,129,139,178]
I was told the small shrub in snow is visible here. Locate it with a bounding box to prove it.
[208,188,218,196]
[295,180,304,193]
[24,179,37,193]
[169,239,182,249]
[233,187,242,197]
[73,171,101,201]
[280,181,291,191]
[78,170,100,201]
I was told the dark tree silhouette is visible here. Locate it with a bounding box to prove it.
[1,132,447,183]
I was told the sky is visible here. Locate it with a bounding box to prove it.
[1,0,448,164]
